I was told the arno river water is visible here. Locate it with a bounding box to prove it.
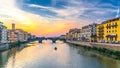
[0,41,120,68]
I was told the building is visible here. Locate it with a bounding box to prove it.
[96,17,120,43]
[66,28,81,41]
[0,22,8,43]
[66,33,70,40]
[77,29,82,41]
[8,23,30,43]
[24,32,29,41]
[66,29,74,40]
[12,23,15,30]
[8,23,18,43]
[8,30,18,43]
[15,29,28,42]
[81,25,91,42]
[59,35,66,39]
[73,29,82,41]
[27,33,32,41]
[90,23,97,42]
[1,26,8,43]
[30,35,37,40]
[81,23,97,42]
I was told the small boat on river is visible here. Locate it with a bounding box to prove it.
[54,47,57,50]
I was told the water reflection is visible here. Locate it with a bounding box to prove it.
[0,44,25,68]
[0,41,120,68]
[70,45,120,68]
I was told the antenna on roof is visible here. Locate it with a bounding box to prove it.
[116,8,119,18]
[116,0,120,18]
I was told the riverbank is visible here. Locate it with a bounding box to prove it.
[0,44,9,51]
[67,41,120,51]
[0,40,37,52]
[67,41,120,60]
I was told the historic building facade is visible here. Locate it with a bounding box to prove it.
[0,22,8,43]
[96,17,120,43]
[66,28,81,41]
[8,23,30,43]
[81,23,97,42]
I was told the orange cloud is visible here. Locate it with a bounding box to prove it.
[1,15,76,37]
[0,0,89,37]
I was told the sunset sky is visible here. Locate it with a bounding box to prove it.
[0,0,119,37]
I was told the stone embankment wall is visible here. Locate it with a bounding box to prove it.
[67,41,120,51]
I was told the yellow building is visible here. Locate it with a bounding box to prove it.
[97,17,120,43]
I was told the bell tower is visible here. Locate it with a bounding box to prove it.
[12,23,15,30]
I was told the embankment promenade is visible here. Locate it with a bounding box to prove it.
[67,41,120,51]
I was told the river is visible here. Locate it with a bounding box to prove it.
[0,41,120,68]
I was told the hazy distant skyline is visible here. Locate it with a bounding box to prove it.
[0,0,119,37]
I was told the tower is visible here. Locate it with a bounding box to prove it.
[12,23,15,30]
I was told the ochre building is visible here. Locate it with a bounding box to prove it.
[96,17,120,43]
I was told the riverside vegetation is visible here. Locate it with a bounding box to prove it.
[69,43,120,60]
[5,40,37,50]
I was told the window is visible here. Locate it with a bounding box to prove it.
[112,23,114,25]
[115,22,117,25]
[112,30,114,32]
[115,22,118,28]
[112,26,114,29]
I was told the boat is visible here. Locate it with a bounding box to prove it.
[54,47,57,50]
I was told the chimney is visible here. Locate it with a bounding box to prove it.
[12,23,15,30]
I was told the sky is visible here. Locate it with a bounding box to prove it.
[0,0,120,37]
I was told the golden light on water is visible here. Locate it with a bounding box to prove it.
[0,41,119,68]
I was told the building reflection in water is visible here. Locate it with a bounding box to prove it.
[0,41,120,68]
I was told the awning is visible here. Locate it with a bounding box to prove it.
[106,34,117,37]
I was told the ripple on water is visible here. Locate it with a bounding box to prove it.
[0,41,120,68]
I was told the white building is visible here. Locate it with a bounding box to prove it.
[81,23,97,42]
[0,22,8,43]
[81,25,91,41]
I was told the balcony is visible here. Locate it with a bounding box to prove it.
[98,30,104,32]
[106,34,117,37]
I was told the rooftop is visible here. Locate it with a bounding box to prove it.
[102,17,120,24]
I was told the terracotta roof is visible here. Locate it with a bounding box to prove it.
[102,17,120,24]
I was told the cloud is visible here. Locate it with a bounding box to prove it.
[26,0,118,22]
[0,0,119,36]
[27,3,88,19]
[0,0,77,36]
[0,0,31,24]
[22,0,119,29]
